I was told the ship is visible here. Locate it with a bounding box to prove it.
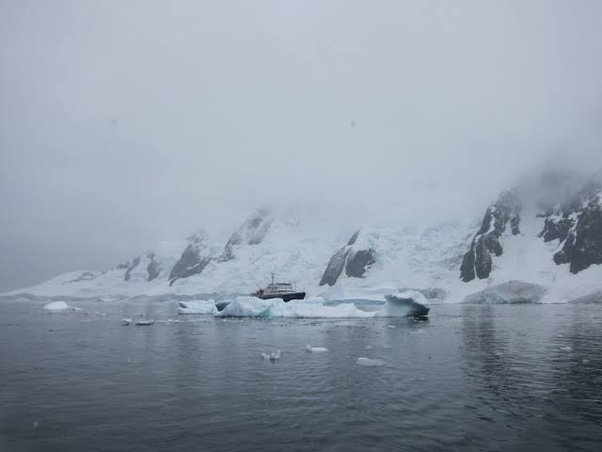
[251,274,306,302]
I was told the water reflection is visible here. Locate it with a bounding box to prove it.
[460,304,602,451]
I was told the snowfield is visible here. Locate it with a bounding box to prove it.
[3,200,602,305]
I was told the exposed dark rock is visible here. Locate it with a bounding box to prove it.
[218,209,271,262]
[169,233,212,285]
[555,199,602,273]
[474,237,493,280]
[460,190,521,282]
[347,229,360,246]
[539,217,573,243]
[319,230,376,286]
[539,173,602,274]
[124,256,141,282]
[65,271,100,284]
[319,247,350,286]
[122,253,161,282]
[510,214,520,235]
[146,253,161,281]
[345,249,376,278]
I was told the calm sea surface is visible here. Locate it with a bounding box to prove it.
[1,298,601,451]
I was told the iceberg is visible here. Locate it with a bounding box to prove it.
[177,300,218,315]
[379,291,430,317]
[43,301,81,312]
[215,292,430,319]
[305,345,329,353]
[356,357,385,367]
[219,297,274,318]
[463,281,546,304]
[135,319,154,326]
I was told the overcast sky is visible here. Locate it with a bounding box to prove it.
[1,0,602,291]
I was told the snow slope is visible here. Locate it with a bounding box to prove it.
[4,170,602,304]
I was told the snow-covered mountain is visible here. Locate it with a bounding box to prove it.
[4,169,602,303]
[454,169,602,303]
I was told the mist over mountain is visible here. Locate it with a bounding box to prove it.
[4,165,601,306]
[2,1,602,291]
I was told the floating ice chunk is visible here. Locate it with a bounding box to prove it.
[305,344,329,353]
[379,291,430,317]
[220,297,273,317]
[167,318,180,324]
[216,293,431,319]
[365,345,373,350]
[135,319,154,326]
[387,325,396,329]
[356,357,385,367]
[177,300,217,315]
[43,301,81,312]
[559,346,572,352]
[215,300,231,312]
[218,296,373,318]
[261,350,282,361]
[121,318,132,326]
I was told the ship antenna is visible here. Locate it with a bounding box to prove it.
[271,272,274,285]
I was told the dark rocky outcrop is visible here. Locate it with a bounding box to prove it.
[460,190,522,282]
[169,232,212,285]
[320,230,376,286]
[146,253,161,281]
[539,217,573,243]
[319,247,350,286]
[124,253,162,282]
[124,256,141,281]
[65,271,100,284]
[345,249,376,278]
[539,173,602,274]
[218,209,271,262]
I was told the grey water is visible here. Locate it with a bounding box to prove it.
[1,299,601,452]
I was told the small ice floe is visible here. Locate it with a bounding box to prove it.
[560,346,572,352]
[43,301,81,312]
[261,350,282,361]
[33,421,38,429]
[305,344,329,353]
[356,357,385,367]
[387,325,396,329]
[167,318,180,324]
[365,345,373,350]
[135,319,154,326]
[121,318,132,326]
[582,359,590,364]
